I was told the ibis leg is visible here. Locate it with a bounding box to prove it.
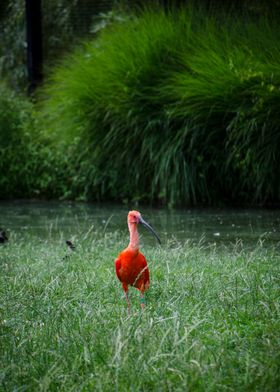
[125,291,131,314]
[140,292,145,310]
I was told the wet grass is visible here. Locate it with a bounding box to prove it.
[1,233,279,391]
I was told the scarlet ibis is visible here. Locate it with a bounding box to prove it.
[115,210,161,311]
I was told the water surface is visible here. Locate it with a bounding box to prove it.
[0,201,280,247]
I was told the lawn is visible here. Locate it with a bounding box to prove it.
[1,232,279,391]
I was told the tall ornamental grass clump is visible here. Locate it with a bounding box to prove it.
[41,7,280,205]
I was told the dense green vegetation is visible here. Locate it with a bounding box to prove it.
[0,83,60,199]
[1,6,280,205]
[1,233,279,390]
[0,83,91,200]
[40,7,280,205]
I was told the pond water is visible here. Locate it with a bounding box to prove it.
[0,200,280,248]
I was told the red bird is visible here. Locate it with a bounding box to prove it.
[115,210,161,311]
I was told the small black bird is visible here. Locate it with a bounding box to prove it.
[0,229,8,244]
[66,240,75,251]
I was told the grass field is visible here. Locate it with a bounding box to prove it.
[1,232,279,391]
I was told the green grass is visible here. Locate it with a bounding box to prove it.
[1,232,279,391]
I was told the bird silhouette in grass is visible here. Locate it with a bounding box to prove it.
[0,229,8,244]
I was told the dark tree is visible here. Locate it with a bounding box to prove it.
[25,0,43,94]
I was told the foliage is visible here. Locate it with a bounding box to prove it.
[1,4,280,205]
[1,0,280,91]
[1,233,279,390]
[0,0,132,90]
[0,82,33,197]
[0,82,79,199]
[41,7,280,205]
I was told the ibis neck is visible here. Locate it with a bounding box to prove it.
[128,222,140,250]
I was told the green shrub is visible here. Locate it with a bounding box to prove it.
[0,82,83,199]
[0,82,34,197]
[39,7,280,205]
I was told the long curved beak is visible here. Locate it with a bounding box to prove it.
[139,216,161,244]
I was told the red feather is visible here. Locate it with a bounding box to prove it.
[115,248,150,293]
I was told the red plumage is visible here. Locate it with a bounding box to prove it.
[115,210,159,311]
[115,248,150,294]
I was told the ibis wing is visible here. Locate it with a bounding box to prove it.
[115,256,122,282]
[137,253,150,288]
[143,262,150,285]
